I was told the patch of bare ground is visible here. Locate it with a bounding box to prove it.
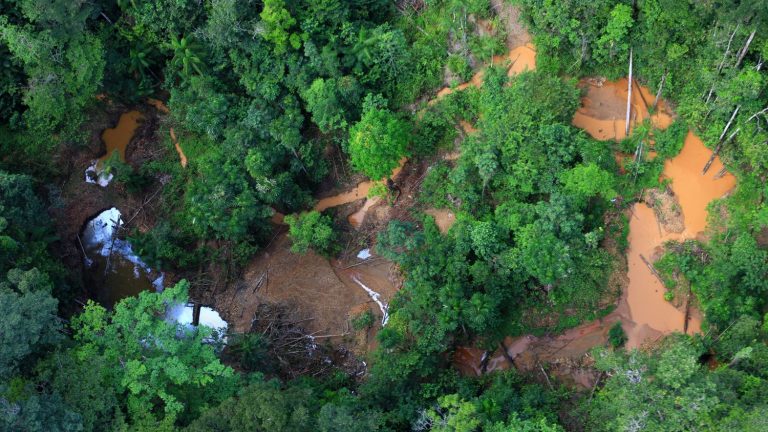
[211,231,401,361]
[490,0,532,49]
[643,187,684,234]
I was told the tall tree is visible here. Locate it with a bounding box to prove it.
[71,281,237,427]
[347,94,410,180]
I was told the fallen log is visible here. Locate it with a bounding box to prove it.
[703,128,739,175]
[734,29,756,69]
[639,254,665,287]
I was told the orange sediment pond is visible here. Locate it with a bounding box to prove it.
[663,132,735,234]
[572,78,673,141]
[618,132,735,347]
[456,78,737,379]
[98,110,143,167]
[575,80,735,348]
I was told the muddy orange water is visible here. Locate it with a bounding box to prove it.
[567,79,735,349]
[169,128,188,168]
[314,158,407,228]
[455,79,736,380]
[620,132,735,345]
[98,111,143,167]
[572,78,673,141]
[664,132,735,233]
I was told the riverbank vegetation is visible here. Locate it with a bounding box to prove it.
[2,0,767,431]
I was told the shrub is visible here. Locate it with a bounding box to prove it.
[352,310,375,331]
[285,211,336,256]
[608,321,627,348]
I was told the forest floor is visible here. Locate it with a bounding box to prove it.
[210,157,426,372]
[51,99,172,305]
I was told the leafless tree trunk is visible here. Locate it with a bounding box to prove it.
[703,128,739,175]
[653,72,666,110]
[718,24,739,73]
[746,106,768,122]
[625,47,633,137]
[718,105,740,143]
[734,29,756,69]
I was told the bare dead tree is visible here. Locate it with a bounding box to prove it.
[703,128,739,175]
[653,71,666,111]
[718,24,740,73]
[718,105,741,143]
[625,48,634,137]
[734,29,756,69]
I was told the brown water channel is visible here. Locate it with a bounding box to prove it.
[146,98,188,168]
[453,77,736,378]
[319,43,535,229]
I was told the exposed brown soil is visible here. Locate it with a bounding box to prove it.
[424,208,457,234]
[212,233,401,356]
[490,1,532,49]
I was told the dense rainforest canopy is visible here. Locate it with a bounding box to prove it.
[1,0,767,431]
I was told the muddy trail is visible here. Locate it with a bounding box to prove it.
[454,77,736,386]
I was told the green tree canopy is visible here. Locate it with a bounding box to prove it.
[71,281,237,427]
[347,94,410,180]
[285,210,335,255]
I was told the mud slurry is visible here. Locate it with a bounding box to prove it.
[572,78,673,141]
[213,234,399,351]
[100,110,144,166]
[85,110,144,186]
[455,80,736,383]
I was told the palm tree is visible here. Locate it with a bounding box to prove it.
[168,35,204,83]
